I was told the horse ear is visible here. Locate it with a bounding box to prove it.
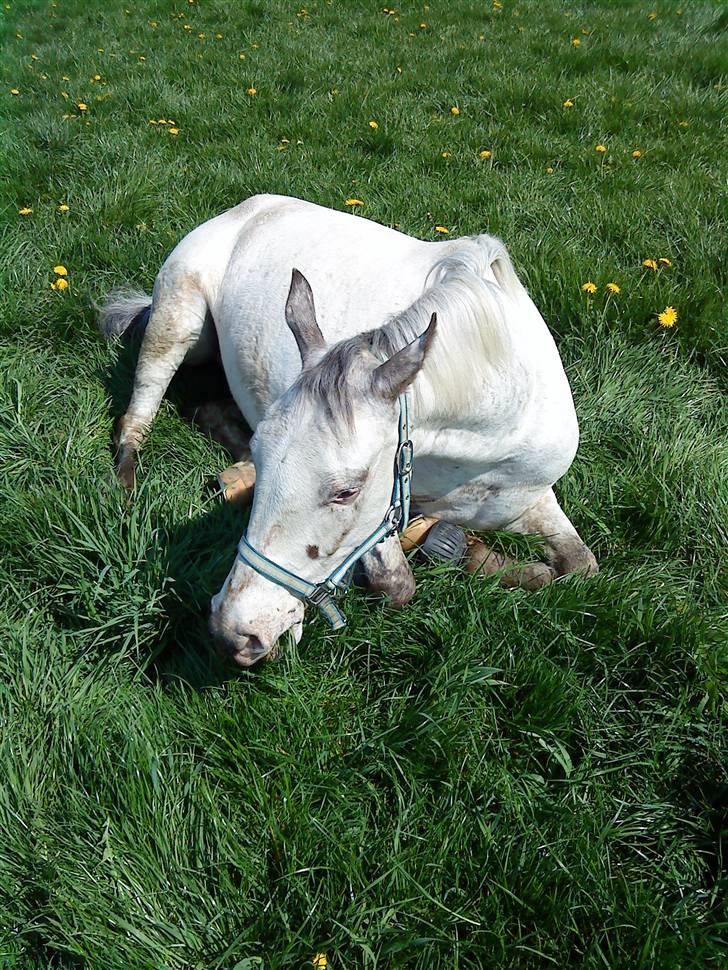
[285,269,326,367]
[371,312,437,401]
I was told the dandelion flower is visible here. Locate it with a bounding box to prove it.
[10,88,20,95]
[368,119,378,129]
[312,956,327,969]
[58,203,69,212]
[93,73,101,81]
[642,259,658,271]
[345,198,363,206]
[435,226,449,234]
[595,144,606,153]
[77,102,87,111]
[562,99,574,108]
[479,149,492,159]
[19,207,33,216]
[246,86,257,95]
[169,127,180,135]
[450,106,460,115]
[53,265,68,276]
[648,11,657,20]
[571,37,581,47]
[441,151,451,157]
[51,277,69,291]
[658,257,673,267]
[631,149,641,158]
[546,166,554,174]
[606,282,620,294]
[657,306,677,327]
[581,281,597,294]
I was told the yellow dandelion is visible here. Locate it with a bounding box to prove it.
[31,53,38,61]
[58,203,69,212]
[419,22,427,28]
[168,127,180,135]
[493,1,503,8]
[571,37,581,47]
[658,257,673,267]
[478,149,492,159]
[435,226,449,234]
[631,149,642,158]
[77,102,87,111]
[642,259,658,271]
[450,106,460,115]
[546,166,554,174]
[53,265,68,276]
[657,306,677,328]
[581,281,597,294]
[19,207,33,216]
[10,87,20,95]
[93,73,101,81]
[246,86,257,95]
[441,151,451,157]
[239,52,246,59]
[51,277,69,291]
[368,119,378,129]
[184,23,191,30]
[595,144,607,153]
[562,99,574,108]
[606,282,620,294]
[312,955,327,969]
[345,198,364,206]
[216,33,223,39]
[648,11,657,20]
[678,120,688,128]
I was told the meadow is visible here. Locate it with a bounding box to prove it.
[1,0,726,966]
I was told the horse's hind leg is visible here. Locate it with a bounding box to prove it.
[115,278,210,488]
[506,488,598,578]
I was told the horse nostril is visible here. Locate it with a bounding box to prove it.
[209,614,273,667]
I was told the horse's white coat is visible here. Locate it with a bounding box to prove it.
[115,194,589,663]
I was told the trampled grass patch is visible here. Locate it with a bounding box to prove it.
[1,0,726,966]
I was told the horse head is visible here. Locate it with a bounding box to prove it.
[209,269,437,665]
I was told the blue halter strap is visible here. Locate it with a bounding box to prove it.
[236,394,413,630]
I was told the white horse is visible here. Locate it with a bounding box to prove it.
[100,194,597,665]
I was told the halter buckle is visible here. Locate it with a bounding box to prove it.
[397,440,414,476]
[307,582,335,607]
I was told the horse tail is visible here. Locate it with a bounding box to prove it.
[97,289,152,340]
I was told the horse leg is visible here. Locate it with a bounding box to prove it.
[465,538,555,589]
[359,535,416,607]
[184,398,252,462]
[115,278,210,488]
[505,488,598,578]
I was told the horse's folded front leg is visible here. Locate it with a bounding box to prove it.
[359,534,416,607]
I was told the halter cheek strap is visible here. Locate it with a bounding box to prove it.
[236,394,413,630]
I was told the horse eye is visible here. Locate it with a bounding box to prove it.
[333,487,360,504]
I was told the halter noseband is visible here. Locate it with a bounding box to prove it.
[236,394,413,630]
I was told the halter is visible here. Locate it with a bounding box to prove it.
[236,394,413,630]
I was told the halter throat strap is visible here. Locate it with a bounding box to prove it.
[237,394,413,630]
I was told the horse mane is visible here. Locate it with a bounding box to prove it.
[370,233,525,419]
[296,233,525,425]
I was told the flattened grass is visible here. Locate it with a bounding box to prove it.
[1,0,726,966]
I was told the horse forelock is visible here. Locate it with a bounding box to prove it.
[295,333,373,428]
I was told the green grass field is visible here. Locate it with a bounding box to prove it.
[1,0,727,966]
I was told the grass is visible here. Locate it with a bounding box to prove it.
[1,0,726,966]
